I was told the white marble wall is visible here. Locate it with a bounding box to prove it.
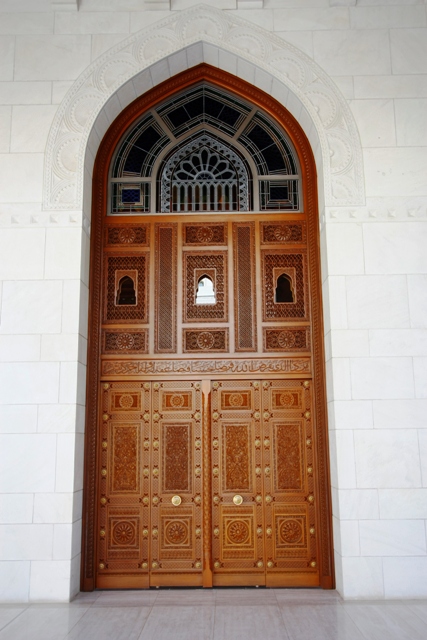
[0,0,426,601]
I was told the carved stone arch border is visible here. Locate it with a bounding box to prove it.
[82,63,334,591]
[43,3,365,213]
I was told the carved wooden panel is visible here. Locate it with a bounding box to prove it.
[151,381,203,578]
[103,253,148,324]
[102,357,311,376]
[183,223,227,246]
[183,329,228,353]
[274,422,304,491]
[105,224,149,247]
[155,223,177,353]
[261,222,306,245]
[263,327,310,352]
[103,329,148,354]
[233,222,257,351]
[183,252,228,322]
[110,423,140,494]
[262,380,317,579]
[220,506,257,562]
[222,423,251,492]
[160,507,195,560]
[262,250,309,321]
[162,423,191,492]
[212,380,264,578]
[97,381,150,583]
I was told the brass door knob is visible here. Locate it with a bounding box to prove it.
[233,495,243,505]
[171,495,181,506]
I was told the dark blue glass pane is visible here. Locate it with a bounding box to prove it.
[122,188,140,203]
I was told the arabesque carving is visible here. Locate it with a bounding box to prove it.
[44,4,364,212]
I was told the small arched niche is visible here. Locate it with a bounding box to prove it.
[196,275,216,305]
[275,273,294,303]
[116,275,136,305]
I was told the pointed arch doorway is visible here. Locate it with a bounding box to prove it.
[82,64,333,591]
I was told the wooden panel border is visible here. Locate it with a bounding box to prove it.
[81,63,334,590]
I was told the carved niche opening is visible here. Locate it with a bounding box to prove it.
[116,274,137,305]
[196,275,216,305]
[275,273,294,303]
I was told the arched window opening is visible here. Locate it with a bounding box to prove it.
[275,274,294,303]
[116,276,136,305]
[160,134,249,213]
[109,82,300,215]
[195,275,216,305]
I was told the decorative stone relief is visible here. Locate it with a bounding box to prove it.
[43,4,365,211]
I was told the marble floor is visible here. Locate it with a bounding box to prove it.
[1,589,427,639]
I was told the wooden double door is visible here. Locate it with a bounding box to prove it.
[89,211,331,589]
[97,377,318,588]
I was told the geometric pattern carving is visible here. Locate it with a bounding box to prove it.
[163,519,190,546]
[110,424,140,493]
[161,392,192,412]
[161,133,249,213]
[110,392,141,412]
[279,518,303,545]
[226,518,251,546]
[273,422,303,491]
[106,225,149,246]
[155,223,177,353]
[107,511,140,559]
[262,251,308,321]
[184,223,227,245]
[183,252,227,322]
[104,254,148,323]
[223,423,251,492]
[183,329,228,353]
[162,423,191,492]
[44,7,365,213]
[233,222,256,351]
[272,389,303,411]
[159,510,194,560]
[261,222,306,244]
[221,391,252,411]
[112,520,137,546]
[263,327,310,352]
[221,508,257,561]
[103,329,148,354]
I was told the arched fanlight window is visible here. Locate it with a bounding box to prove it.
[160,134,249,212]
[109,83,300,214]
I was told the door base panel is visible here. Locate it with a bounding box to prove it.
[213,573,266,587]
[265,573,320,588]
[150,573,203,588]
[97,575,149,589]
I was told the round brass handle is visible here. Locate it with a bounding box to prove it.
[171,495,181,506]
[233,495,243,505]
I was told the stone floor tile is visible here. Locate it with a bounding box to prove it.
[274,588,342,605]
[214,587,277,606]
[213,604,289,640]
[138,605,214,640]
[93,590,157,607]
[66,607,150,640]
[279,603,365,640]
[153,588,215,606]
[0,607,27,632]
[342,602,427,640]
[407,601,427,623]
[0,606,89,640]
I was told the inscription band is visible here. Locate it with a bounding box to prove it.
[101,358,311,376]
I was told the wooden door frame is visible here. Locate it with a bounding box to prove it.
[81,63,334,591]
